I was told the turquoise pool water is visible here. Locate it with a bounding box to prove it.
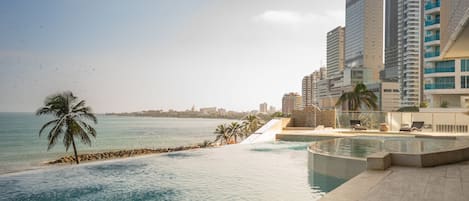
[313,136,469,158]
[0,142,346,201]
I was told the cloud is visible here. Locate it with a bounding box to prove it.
[253,10,314,24]
[253,10,344,26]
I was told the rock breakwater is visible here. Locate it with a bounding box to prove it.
[47,144,208,165]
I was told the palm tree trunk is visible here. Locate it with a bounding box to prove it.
[71,137,79,164]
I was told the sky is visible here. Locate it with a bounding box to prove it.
[0,0,345,113]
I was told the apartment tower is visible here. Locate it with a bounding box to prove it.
[384,0,423,107]
[327,26,345,78]
[302,71,320,108]
[423,0,469,109]
[282,92,302,115]
[345,0,384,82]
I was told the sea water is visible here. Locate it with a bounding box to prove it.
[0,113,232,174]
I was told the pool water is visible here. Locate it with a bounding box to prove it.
[0,142,346,201]
[314,136,469,158]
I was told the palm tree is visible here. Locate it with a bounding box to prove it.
[242,114,263,137]
[227,122,243,143]
[214,124,230,145]
[36,91,97,164]
[335,83,378,111]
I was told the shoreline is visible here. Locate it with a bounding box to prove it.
[45,144,216,165]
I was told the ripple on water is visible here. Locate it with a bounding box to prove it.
[6,184,105,201]
[163,152,202,159]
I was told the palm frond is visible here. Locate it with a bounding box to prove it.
[78,112,98,124]
[47,124,64,150]
[39,119,60,136]
[72,100,86,111]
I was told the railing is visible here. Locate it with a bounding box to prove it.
[424,67,455,74]
[425,51,440,58]
[424,34,440,42]
[335,111,469,133]
[424,83,455,89]
[425,18,440,26]
[425,1,440,10]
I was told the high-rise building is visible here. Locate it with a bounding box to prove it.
[366,82,401,111]
[302,71,320,108]
[268,106,276,114]
[423,0,469,109]
[327,26,346,78]
[384,0,423,107]
[345,0,384,82]
[383,0,399,82]
[282,93,302,115]
[259,102,268,113]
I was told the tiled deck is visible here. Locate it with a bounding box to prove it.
[319,161,469,201]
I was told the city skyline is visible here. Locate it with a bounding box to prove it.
[0,0,345,113]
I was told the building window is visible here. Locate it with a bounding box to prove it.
[462,59,469,72]
[462,76,469,88]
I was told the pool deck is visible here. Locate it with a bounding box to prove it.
[319,160,469,201]
[278,128,469,201]
[278,128,469,139]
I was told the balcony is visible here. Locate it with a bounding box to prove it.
[425,1,440,10]
[425,34,440,42]
[425,83,455,90]
[425,51,440,58]
[425,18,440,26]
[424,67,455,74]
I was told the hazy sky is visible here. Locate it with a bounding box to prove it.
[0,0,345,113]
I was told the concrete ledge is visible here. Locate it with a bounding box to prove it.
[308,147,367,180]
[366,152,391,170]
[318,170,391,201]
[276,134,336,142]
[283,127,315,130]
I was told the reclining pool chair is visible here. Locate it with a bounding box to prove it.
[399,121,424,132]
[350,120,367,130]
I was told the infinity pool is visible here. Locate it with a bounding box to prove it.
[0,142,345,201]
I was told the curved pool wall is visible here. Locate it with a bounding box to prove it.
[307,136,469,179]
[308,146,366,180]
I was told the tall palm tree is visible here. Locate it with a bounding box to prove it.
[214,124,230,145]
[227,122,243,143]
[242,114,263,137]
[335,83,378,111]
[36,91,97,164]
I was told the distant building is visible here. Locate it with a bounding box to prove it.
[302,71,320,108]
[345,0,384,81]
[217,108,226,115]
[268,106,276,114]
[282,92,302,115]
[259,103,268,113]
[200,107,217,114]
[366,82,401,112]
[317,74,353,110]
[327,26,346,78]
[383,0,423,107]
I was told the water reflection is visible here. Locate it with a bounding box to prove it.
[307,169,346,193]
[313,137,463,158]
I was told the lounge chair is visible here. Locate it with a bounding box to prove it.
[399,121,424,132]
[350,120,367,130]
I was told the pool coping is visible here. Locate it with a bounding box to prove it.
[308,136,469,169]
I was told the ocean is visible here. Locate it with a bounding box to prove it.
[0,113,233,174]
